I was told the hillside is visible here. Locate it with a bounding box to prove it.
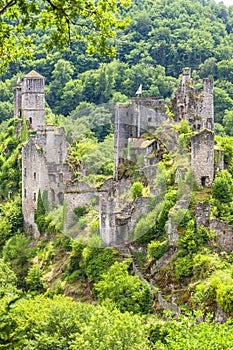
[0,0,233,348]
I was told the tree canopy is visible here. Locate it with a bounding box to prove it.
[0,0,130,71]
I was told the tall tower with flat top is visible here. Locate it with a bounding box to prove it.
[14,70,45,130]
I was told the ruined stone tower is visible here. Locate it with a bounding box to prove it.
[20,71,69,235]
[191,130,214,187]
[14,70,45,130]
[172,68,215,187]
[114,98,168,178]
[172,67,214,132]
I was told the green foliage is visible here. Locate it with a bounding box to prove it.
[193,254,212,279]
[148,240,168,261]
[134,189,177,244]
[68,133,114,179]
[2,234,32,288]
[148,314,233,349]
[70,306,149,350]
[26,265,46,292]
[175,255,193,281]
[0,294,148,350]
[0,0,130,72]
[94,260,153,314]
[211,170,233,224]
[73,205,89,219]
[178,222,209,255]
[0,120,21,199]
[0,200,23,250]
[34,190,46,233]
[0,259,18,297]
[81,246,119,283]
[212,170,233,203]
[223,110,233,136]
[131,181,143,200]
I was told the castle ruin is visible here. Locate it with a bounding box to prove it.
[15,68,223,245]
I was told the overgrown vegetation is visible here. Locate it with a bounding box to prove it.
[0,0,233,346]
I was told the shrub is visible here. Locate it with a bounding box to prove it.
[148,240,168,260]
[131,181,143,200]
[212,170,233,203]
[94,260,153,314]
[175,255,193,281]
[26,265,46,292]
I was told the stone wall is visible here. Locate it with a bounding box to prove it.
[99,177,151,246]
[210,219,233,252]
[114,98,168,178]
[214,149,225,174]
[22,137,49,236]
[191,130,214,187]
[172,68,214,132]
[64,181,97,235]
[195,201,210,228]
[20,70,45,130]
[22,124,69,235]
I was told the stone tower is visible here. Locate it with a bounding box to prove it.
[14,70,45,130]
[20,70,69,235]
[172,67,214,132]
[114,98,168,178]
[191,130,214,187]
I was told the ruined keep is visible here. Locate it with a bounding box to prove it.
[17,68,221,244]
[172,67,214,131]
[114,98,168,178]
[16,71,69,235]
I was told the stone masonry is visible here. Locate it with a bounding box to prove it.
[17,68,223,244]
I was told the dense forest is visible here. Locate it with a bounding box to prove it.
[1,0,233,348]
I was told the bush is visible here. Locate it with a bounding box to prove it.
[81,246,119,283]
[26,265,46,292]
[73,205,89,219]
[94,260,153,314]
[131,181,143,200]
[175,255,193,281]
[148,240,168,260]
[212,170,233,203]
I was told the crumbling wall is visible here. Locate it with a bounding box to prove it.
[99,177,151,246]
[195,201,211,228]
[22,137,49,236]
[64,181,97,235]
[210,219,233,252]
[191,130,214,187]
[172,68,214,132]
[114,99,168,178]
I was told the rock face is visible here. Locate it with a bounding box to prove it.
[18,68,226,246]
